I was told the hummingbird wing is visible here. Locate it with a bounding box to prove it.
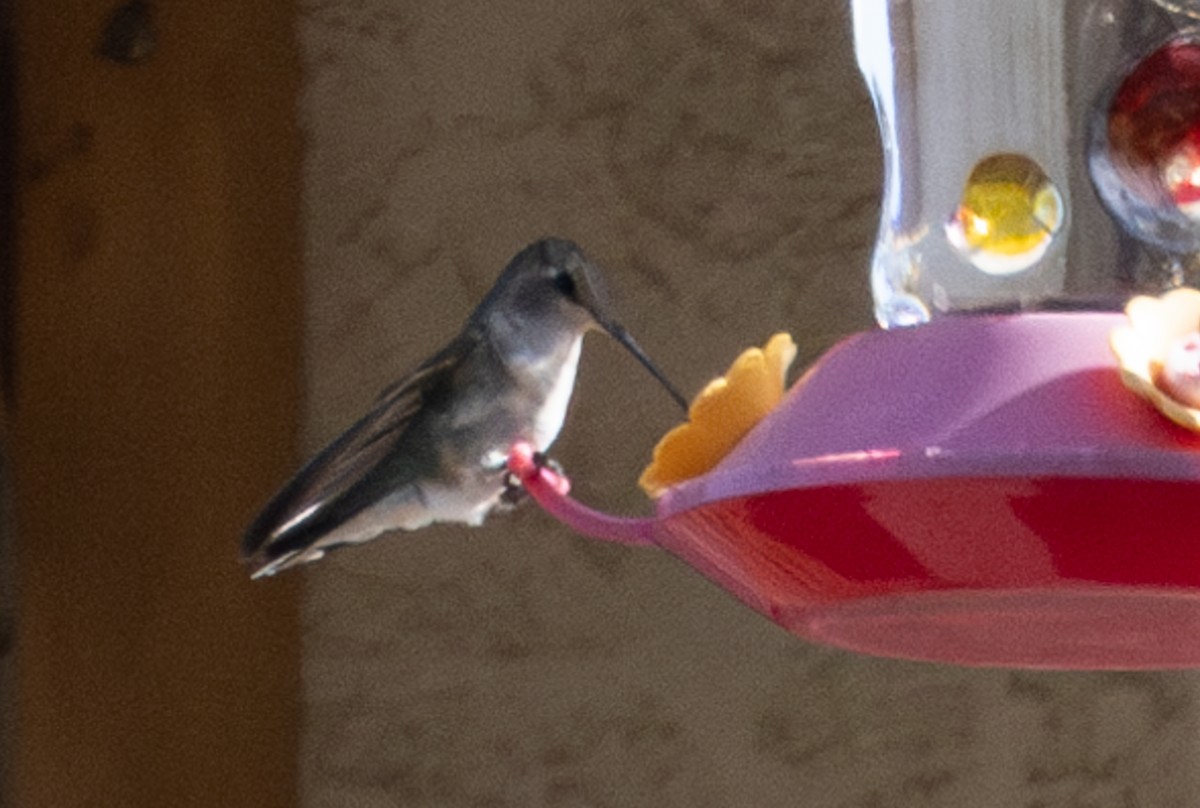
[242,336,472,576]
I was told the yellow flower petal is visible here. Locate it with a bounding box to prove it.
[639,333,797,497]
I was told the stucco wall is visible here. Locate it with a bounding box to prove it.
[296,1,1200,806]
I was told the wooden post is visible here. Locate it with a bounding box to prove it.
[9,1,303,805]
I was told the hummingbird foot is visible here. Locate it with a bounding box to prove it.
[504,441,572,499]
[498,470,528,509]
[499,451,566,510]
[532,451,564,477]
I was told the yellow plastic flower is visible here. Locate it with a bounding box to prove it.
[639,333,797,498]
[1110,287,1200,431]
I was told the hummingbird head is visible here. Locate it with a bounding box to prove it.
[476,238,689,411]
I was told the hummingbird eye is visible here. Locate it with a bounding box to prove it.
[552,269,577,300]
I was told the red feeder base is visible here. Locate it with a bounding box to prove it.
[512,313,1200,669]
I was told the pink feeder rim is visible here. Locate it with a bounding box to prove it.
[509,312,1200,670]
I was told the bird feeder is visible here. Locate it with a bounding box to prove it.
[511,0,1200,669]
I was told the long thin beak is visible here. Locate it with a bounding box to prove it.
[602,321,689,413]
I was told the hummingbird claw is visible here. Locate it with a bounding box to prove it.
[499,450,566,508]
[498,453,566,511]
[506,441,571,496]
[529,451,570,494]
[498,470,528,509]
[532,451,564,477]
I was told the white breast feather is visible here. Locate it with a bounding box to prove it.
[532,337,582,452]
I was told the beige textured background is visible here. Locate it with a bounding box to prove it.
[295,1,1200,806]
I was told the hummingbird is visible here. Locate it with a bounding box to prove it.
[243,237,687,578]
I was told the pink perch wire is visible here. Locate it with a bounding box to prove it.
[506,442,659,546]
